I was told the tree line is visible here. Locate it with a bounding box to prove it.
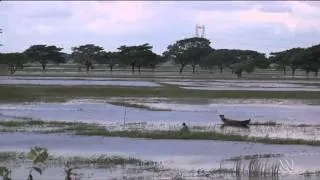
[0,37,319,78]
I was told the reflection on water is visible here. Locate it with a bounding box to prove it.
[1,132,320,179]
[0,76,160,87]
[163,80,320,91]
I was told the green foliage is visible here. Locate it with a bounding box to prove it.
[0,166,11,180]
[24,45,64,70]
[71,44,104,72]
[27,146,49,180]
[163,37,212,73]
[117,43,160,73]
[270,47,306,77]
[0,52,29,74]
[228,50,267,77]
[96,51,120,72]
[300,44,320,77]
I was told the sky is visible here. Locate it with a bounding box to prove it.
[0,1,320,55]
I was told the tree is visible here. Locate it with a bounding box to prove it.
[163,37,212,73]
[228,50,267,78]
[200,49,233,73]
[146,53,166,72]
[270,48,305,77]
[0,52,29,75]
[300,44,320,77]
[117,43,156,73]
[97,51,120,72]
[24,45,64,71]
[71,44,104,73]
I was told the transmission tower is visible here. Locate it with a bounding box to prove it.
[195,24,206,38]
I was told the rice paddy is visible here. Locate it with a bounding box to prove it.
[0,71,319,179]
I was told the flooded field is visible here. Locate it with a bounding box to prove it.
[162,80,320,91]
[1,76,320,91]
[1,98,319,125]
[0,76,319,179]
[1,132,320,179]
[0,76,161,87]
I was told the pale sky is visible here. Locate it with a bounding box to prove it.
[0,1,320,55]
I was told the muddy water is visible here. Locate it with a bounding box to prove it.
[1,132,320,176]
[162,79,320,91]
[0,76,160,87]
[1,99,319,126]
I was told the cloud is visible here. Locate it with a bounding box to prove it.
[0,1,319,54]
[195,1,320,34]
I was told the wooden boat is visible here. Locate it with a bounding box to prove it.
[219,114,251,126]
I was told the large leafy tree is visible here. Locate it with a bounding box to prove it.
[24,45,64,71]
[97,51,120,72]
[200,49,234,73]
[271,48,305,77]
[300,44,320,77]
[163,37,212,73]
[117,43,158,73]
[0,52,29,75]
[228,50,267,78]
[71,44,104,73]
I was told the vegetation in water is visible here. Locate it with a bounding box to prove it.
[1,85,320,103]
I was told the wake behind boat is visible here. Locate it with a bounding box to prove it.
[219,114,251,126]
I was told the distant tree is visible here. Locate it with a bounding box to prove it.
[271,48,305,77]
[269,52,288,75]
[71,44,104,73]
[24,45,64,71]
[228,50,267,78]
[300,44,320,77]
[0,52,29,75]
[117,43,158,73]
[60,53,72,64]
[146,54,167,72]
[97,51,120,72]
[200,49,234,73]
[163,37,212,73]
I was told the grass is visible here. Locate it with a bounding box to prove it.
[224,154,284,161]
[56,155,158,168]
[1,119,320,146]
[1,85,320,102]
[75,129,320,146]
[250,121,280,126]
[0,119,105,133]
[108,101,171,111]
[0,151,157,168]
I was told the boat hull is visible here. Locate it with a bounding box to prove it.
[219,115,251,126]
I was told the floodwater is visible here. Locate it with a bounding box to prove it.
[1,99,320,140]
[1,99,319,126]
[0,76,160,87]
[1,97,320,179]
[1,132,320,179]
[163,80,320,91]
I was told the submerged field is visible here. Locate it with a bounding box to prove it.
[0,73,319,179]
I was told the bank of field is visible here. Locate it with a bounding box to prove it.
[1,85,320,102]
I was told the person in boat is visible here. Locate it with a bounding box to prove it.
[180,122,190,133]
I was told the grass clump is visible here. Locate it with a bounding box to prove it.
[108,101,171,111]
[224,154,284,161]
[75,129,320,146]
[1,85,320,103]
[250,121,280,126]
[59,155,157,168]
